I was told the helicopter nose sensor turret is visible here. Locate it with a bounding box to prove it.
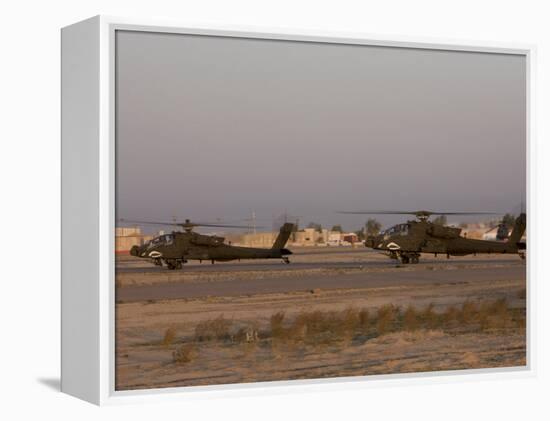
[130,245,140,257]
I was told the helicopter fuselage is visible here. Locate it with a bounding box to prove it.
[130,224,294,269]
[366,215,526,264]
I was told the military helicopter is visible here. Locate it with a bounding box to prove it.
[122,218,295,270]
[339,210,526,264]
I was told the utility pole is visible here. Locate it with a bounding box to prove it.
[252,209,256,235]
[244,210,257,235]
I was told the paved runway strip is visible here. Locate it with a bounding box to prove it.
[116,256,521,274]
[116,265,526,302]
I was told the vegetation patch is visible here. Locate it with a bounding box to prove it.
[164,298,525,364]
[172,343,197,364]
[162,327,177,347]
[194,315,232,342]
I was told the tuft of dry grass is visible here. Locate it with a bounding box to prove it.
[376,304,398,336]
[341,307,359,340]
[478,297,511,331]
[358,308,370,333]
[172,343,197,364]
[194,315,232,342]
[460,301,479,325]
[420,303,439,329]
[442,305,459,328]
[492,297,508,315]
[270,312,286,339]
[403,305,419,331]
[162,327,177,347]
[271,307,362,347]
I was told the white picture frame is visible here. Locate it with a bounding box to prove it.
[61,15,535,405]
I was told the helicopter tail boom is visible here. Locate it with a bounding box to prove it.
[508,213,526,247]
[272,223,295,250]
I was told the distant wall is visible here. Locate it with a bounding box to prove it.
[240,232,276,247]
[115,226,152,254]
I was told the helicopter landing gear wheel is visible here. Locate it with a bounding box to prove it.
[399,253,420,264]
[282,256,290,264]
[165,259,183,270]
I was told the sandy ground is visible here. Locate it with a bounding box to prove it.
[115,250,526,390]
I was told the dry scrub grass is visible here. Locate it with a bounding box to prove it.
[403,305,419,331]
[164,298,524,364]
[358,309,370,333]
[266,298,523,347]
[162,327,177,347]
[194,315,232,342]
[270,307,361,347]
[376,304,398,335]
[172,343,197,364]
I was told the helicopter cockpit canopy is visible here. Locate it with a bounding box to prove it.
[382,223,410,238]
[147,234,175,248]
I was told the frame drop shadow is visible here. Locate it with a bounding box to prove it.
[37,377,60,392]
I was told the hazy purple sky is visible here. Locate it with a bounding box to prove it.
[116,30,526,231]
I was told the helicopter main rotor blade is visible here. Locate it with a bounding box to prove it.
[119,219,177,226]
[337,211,420,215]
[189,222,264,229]
[119,218,261,229]
[336,210,499,216]
[424,211,499,216]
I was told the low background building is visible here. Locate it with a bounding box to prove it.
[342,232,359,244]
[115,227,153,254]
[231,227,365,248]
[229,232,276,248]
[291,228,328,246]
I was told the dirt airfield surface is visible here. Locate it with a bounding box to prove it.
[115,247,527,391]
